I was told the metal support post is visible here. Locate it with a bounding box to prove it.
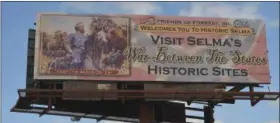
[139,103,155,123]
[204,102,214,123]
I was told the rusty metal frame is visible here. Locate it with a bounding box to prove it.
[17,89,280,100]
[39,96,52,117]
[10,95,194,123]
[11,107,139,123]
[11,88,279,122]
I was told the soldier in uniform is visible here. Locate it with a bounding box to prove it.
[64,22,88,69]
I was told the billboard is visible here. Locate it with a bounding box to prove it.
[34,13,270,84]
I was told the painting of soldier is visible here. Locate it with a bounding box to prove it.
[37,15,130,76]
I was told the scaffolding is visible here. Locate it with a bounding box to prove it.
[11,85,280,123]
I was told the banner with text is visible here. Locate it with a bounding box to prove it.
[34,13,270,84]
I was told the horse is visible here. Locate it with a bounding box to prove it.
[99,26,128,70]
[107,26,128,53]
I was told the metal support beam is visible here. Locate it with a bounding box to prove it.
[186,115,204,120]
[39,85,53,117]
[139,103,155,123]
[251,95,265,106]
[96,116,107,122]
[204,102,214,123]
[250,86,255,106]
[213,85,247,106]
[229,85,247,92]
[187,96,196,105]
[249,86,265,106]
[39,96,52,117]
[185,107,204,112]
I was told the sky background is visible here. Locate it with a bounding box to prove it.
[1,1,279,123]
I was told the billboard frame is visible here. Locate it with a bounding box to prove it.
[32,12,271,84]
[11,86,280,122]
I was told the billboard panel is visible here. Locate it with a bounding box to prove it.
[34,13,270,84]
[63,81,118,100]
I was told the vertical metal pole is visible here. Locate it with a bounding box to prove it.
[204,102,214,123]
[209,102,214,123]
[139,103,155,123]
[204,106,208,123]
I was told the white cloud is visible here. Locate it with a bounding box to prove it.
[118,2,161,15]
[268,19,279,28]
[179,2,263,19]
[179,2,280,30]
[61,2,96,13]
[60,2,161,15]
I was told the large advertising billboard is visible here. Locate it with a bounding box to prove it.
[34,13,270,84]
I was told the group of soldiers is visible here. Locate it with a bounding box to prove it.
[43,17,128,71]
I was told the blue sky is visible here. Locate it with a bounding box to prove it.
[1,1,279,123]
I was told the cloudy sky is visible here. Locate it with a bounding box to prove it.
[2,1,279,123]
